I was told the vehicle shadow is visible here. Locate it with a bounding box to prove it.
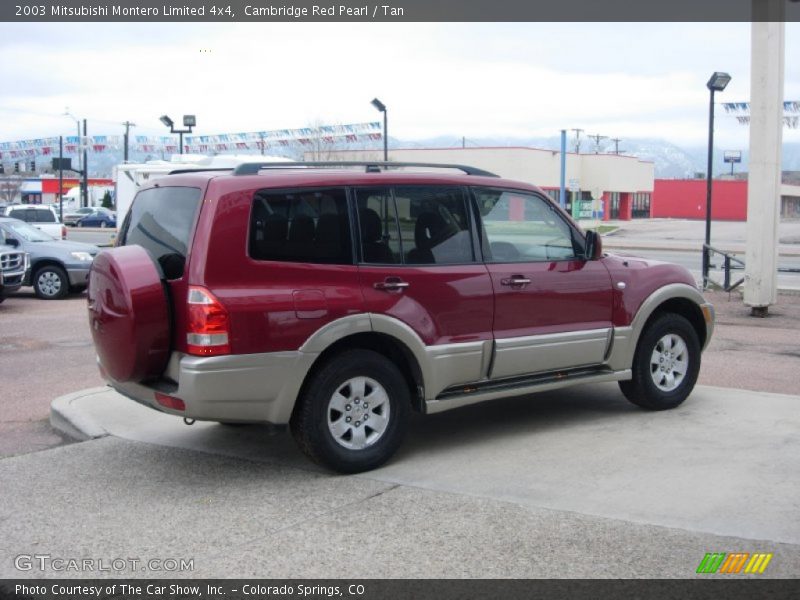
[395,381,641,462]
[159,381,644,475]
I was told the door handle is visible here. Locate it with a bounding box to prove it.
[501,276,531,287]
[373,278,410,291]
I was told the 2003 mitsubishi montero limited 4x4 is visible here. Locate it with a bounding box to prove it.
[88,161,714,473]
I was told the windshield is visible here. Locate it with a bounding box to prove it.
[2,220,55,242]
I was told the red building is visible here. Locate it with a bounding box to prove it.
[652,179,748,220]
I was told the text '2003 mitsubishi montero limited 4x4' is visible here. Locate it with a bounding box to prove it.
[87,161,714,473]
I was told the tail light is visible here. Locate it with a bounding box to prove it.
[186,286,230,356]
[155,392,185,411]
[61,225,67,240]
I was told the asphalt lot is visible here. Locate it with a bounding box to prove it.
[1,219,799,578]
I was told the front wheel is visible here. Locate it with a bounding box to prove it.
[619,313,701,410]
[33,265,69,300]
[291,349,410,473]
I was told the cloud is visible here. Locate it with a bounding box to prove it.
[0,22,797,148]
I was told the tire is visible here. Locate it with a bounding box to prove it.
[33,265,69,300]
[88,245,170,382]
[78,221,85,228]
[291,349,411,473]
[619,312,701,410]
[100,221,107,228]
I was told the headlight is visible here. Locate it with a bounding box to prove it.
[70,251,94,262]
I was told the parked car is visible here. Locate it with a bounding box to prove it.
[87,161,715,473]
[3,204,66,240]
[0,246,29,303]
[0,217,99,299]
[63,207,96,227]
[76,209,116,228]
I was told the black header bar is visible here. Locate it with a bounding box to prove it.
[2,0,800,22]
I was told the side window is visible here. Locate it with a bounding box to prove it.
[355,188,402,264]
[394,187,473,265]
[475,189,580,262]
[249,188,352,265]
[356,186,473,265]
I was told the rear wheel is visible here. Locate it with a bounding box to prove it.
[619,313,701,410]
[100,221,107,228]
[33,265,69,300]
[291,349,410,473]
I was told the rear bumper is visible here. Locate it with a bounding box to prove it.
[105,350,317,425]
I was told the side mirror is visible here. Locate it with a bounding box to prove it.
[5,237,19,247]
[584,230,603,260]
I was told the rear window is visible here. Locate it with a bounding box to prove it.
[8,208,57,223]
[35,209,56,223]
[120,186,201,280]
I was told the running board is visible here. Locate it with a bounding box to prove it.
[426,367,631,415]
[436,366,610,400]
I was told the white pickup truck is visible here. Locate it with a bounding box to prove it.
[3,204,66,239]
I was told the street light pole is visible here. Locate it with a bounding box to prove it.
[702,72,731,289]
[371,98,388,161]
[64,109,82,177]
[159,114,195,157]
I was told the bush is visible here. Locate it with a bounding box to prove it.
[101,190,114,210]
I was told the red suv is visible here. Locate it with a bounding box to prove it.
[88,162,714,473]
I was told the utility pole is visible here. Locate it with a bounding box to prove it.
[122,121,136,162]
[589,133,607,153]
[571,128,584,154]
[611,138,622,155]
[58,136,63,222]
[82,119,88,208]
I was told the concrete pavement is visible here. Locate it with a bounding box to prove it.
[5,381,793,578]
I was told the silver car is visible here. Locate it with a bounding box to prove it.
[0,217,100,299]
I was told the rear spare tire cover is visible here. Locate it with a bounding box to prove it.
[88,245,171,382]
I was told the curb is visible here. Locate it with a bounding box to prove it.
[50,387,111,441]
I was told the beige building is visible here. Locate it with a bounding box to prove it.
[315,146,655,220]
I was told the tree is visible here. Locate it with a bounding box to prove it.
[0,176,23,204]
[101,190,114,210]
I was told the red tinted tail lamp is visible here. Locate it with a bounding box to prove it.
[186,286,231,356]
[155,392,185,411]
[61,225,67,240]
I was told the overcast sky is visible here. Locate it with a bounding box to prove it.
[1,22,798,149]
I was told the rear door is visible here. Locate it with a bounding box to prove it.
[473,187,613,379]
[355,185,494,391]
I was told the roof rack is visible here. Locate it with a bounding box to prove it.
[231,161,499,177]
[167,167,235,175]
